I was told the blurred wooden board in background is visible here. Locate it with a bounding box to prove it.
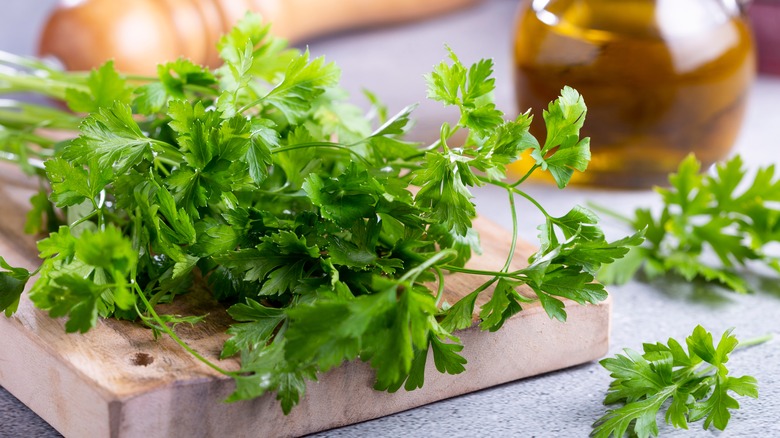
[0,164,611,438]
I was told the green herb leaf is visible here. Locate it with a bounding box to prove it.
[592,326,760,438]
[0,257,31,316]
[65,61,132,113]
[532,86,589,188]
[64,102,163,175]
[600,154,780,293]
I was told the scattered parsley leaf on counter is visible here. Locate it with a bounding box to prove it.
[0,12,641,412]
[599,154,780,293]
[592,326,762,438]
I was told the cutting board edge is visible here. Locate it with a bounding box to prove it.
[0,294,612,438]
[0,314,114,438]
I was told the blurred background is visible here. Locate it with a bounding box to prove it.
[0,1,59,56]
[0,0,509,145]
[1,0,778,189]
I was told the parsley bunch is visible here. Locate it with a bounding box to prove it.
[599,154,780,293]
[593,326,762,438]
[0,14,638,412]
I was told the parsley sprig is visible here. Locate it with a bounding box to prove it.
[0,14,639,412]
[593,326,767,438]
[599,154,780,293]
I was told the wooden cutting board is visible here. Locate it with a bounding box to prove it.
[0,165,611,438]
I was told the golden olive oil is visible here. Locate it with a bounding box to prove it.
[511,0,755,188]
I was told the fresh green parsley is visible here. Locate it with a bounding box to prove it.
[0,13,639,412]
[599,154,780,293]
[593,326,765,438]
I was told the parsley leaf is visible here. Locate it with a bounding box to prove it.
[221,299,286,359]
[28,225,137,332]
[64,102,169,175]
[45,157,111,208]
[600,154,780,293]
[531,86,590,188]
[0,257,31,316]
[262,50,340,122]
[592,326,761,438]
[65,61,132,113]
[425,48,502,133]
[412,151,477,237]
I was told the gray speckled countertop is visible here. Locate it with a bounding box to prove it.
[1,0,779,437]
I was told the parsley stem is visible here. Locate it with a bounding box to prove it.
[18,133,57,148]
[88,198,105,230]
[0,109,80,132]
[693,365,718,379]
[237,95,266,114]
[587,201,633,224]
[0,123,61,149]
[514,188,551,218]
[473,277,499,296]
[0,72,86,100]
[471,277,503,304]
[150,139,183,160]
[443,265,519,278]
[69,209,99,229]
[0,50,61,72]
[185,84,219,96]
[425,139,442,151]
[488,177,552,222]
[271,141,372,167]
[434,267,446,307]
[400,248,457,284]
[133,283,236,377]
[154,159,172,177]
[511,164,539,187]
[736,333,774,349]
[478,177,551,218]
[502,187,519,272]
[123,74,157,82]
[381,233,526,280]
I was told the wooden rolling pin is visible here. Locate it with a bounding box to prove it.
[39,0,482,74]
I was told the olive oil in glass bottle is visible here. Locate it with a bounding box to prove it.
[511,0,755,188]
